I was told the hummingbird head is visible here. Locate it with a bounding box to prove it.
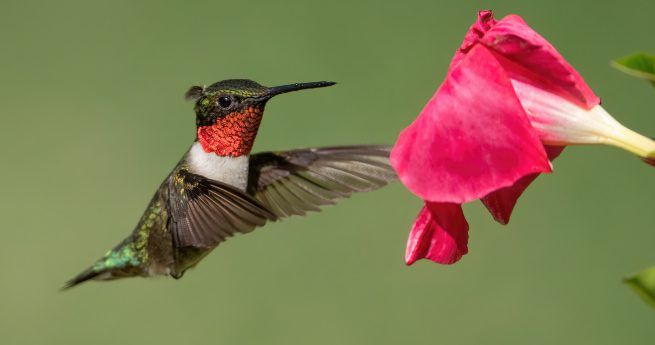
[186,79,335,157]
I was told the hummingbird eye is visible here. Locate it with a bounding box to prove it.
[217,96,233,109]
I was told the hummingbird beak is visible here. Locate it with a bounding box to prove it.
[262,81,336,99]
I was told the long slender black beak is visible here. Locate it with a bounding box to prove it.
[263,81,336,99]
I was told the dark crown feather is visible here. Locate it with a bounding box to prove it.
[185,85,205,101]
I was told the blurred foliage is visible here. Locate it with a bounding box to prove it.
[625,266,655,308]
[612,53,655,86]
[614,52,655,308]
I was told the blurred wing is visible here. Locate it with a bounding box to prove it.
[169,168,277,248]
[247,145,396,218]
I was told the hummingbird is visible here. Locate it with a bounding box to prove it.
[64,79,396,288]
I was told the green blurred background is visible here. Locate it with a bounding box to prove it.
[1,0,653,344]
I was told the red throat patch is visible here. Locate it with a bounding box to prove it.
[197,107,263,156]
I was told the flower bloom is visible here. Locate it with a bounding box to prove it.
[391,11,655,265]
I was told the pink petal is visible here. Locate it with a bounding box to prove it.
[450,10,497,70]
[451,11,599,109]
[405,202,469,265]
[481,145,564,224]
[391,45,552,204]
[479,173,540,225]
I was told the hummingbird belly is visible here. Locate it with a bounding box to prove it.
[186,142,249,190]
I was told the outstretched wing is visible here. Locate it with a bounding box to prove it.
[168,168,277,248]
[247,145,396,218]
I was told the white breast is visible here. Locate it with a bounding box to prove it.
[187,142,249,191]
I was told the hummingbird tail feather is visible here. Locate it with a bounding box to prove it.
[62,267,103,290]
[62,240,144,290]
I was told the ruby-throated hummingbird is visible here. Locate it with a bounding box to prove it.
[65,79,396,288]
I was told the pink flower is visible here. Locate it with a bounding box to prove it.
[391,11,655,265]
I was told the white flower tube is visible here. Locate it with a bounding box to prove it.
[512,79,655,158]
